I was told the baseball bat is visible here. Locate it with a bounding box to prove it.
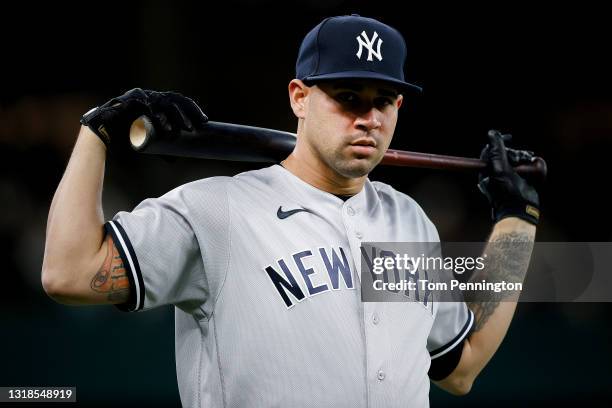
[129,117,547,179]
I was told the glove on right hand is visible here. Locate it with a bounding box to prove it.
[80,88,208,149]
[80,88,150,147]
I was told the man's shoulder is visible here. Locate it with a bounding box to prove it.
[369,179,420,207]
[168,165,279,197]
[368,179,438,234]
[168,175,234,197]
[232,164,280,183]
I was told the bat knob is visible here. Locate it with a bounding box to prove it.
[130,116,155,150]
[532,157,548,180]
[514,156,548,182]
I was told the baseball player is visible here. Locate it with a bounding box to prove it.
[42,15,539,407]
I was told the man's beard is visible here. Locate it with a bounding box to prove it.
[329,155,379,179]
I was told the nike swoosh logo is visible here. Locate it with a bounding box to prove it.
[277,206,312,220]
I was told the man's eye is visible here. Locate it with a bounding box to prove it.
[337,92,358,103]
[375,97,393,107]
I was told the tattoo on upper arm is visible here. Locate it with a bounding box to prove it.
[467,231,534,331]
[91,234,130,303]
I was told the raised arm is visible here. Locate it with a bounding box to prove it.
[42,126,130,304]
[41,89,151,304]
[42,88,209,305]
[434,130,541,394]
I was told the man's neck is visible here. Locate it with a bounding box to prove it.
[281,151,367,196]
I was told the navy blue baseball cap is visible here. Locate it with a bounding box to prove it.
[296,14,422,94]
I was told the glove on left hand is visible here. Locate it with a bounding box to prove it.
[478,130,540,225]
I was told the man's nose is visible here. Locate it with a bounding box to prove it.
[355,108,382,132]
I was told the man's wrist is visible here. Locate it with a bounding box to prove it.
[494,203,539,226]
[493,216,537,233]
[78,125,107,152]
[79,106,112,147]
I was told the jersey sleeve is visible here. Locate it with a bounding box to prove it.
[105,181,226,314]
[427,300,474,380]
[410,198,474,381]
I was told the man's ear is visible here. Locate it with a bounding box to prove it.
[289,79,309,119]
[396,94,403,109]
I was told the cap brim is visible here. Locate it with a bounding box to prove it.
[302,71,422,94]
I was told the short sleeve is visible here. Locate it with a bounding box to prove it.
[405,196,474,380]
[106,185,209,313]
[427,301,474,380]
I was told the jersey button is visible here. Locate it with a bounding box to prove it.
[372,314,380,325]
[377,370,386,381]
[355,231,363,239]
[347,206,356,216]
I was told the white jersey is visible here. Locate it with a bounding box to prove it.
[106,164,473,408]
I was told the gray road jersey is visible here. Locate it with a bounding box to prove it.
[106,164,473,408]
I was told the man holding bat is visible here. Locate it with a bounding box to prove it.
[42,14,540,407]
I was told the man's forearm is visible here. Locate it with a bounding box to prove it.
[42,126,107,292]
[436,217,535,394]
[469,218,535,331]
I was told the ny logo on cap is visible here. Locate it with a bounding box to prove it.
[356,31,383,61]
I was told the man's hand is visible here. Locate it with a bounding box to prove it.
[80,88,208,148]
[80,88,150,147]
[145,90,209,136]
[478,130,540,225]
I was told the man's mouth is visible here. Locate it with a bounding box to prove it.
[350,138,377,148]
[348,138,378,156]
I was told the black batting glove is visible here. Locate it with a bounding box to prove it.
[143,90,208,137]
[80,88,151,148]
[80,89,208,149]
[478,130,541,225]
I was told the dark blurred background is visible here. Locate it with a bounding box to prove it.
[1,1,611,407]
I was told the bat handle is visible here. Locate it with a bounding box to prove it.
[515,157,547,179]
[382,149,548,181]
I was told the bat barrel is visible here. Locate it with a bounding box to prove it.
[130,117,297,162]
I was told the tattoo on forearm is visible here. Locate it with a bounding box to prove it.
[467,231,534,331]
[91,235,129,302]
